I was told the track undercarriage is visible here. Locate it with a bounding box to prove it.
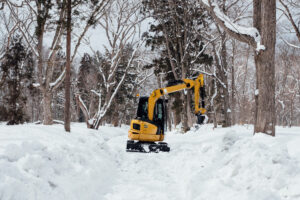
[126,140,170,153]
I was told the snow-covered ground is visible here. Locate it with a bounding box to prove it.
[0,123,300,200]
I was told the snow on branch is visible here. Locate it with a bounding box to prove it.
[91,90,101,97]
[191,35,220,64]
[50,69,66,91]
[279,35,300,49]
[75,94,92,128]
[137,69,154,85]
[200,0,264,52]
[32,83,41,88]
[193,69,227,89]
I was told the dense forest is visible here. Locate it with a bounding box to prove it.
[0,0,300,135]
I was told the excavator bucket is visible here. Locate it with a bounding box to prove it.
[126,140,170,153]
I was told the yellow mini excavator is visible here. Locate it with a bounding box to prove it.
[126,74,206,153]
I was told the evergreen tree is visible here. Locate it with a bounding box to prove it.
[106,45,139,126]
[142,0,212,131]
[77,53,101,121]
[0,36,34,125]
[76,45,141,126]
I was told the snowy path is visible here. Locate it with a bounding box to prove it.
[105,139,197,200]
[1,123,300,200]
[103,125,300,200]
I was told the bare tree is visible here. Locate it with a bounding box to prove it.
[278,0,300,46]
[275,43,300,126]
[234,44,256,125]
[200,0,277,136]
[191,0,251,127]
[76,0,145,129]
[4,0,109,125]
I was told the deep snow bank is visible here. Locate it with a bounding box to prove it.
[179,127,300,200]
[0,123,122,200]
[0,123,300,200]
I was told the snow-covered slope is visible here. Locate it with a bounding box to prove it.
[0,123,300,200]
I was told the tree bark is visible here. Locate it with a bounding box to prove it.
[289,100,293,128]
[172,92,182,128]
[64,0,71,132]
[187,90,193,128]
[173,109,181,128]
[112,113,119,127]
[43,91,53,125]
[182,92,190,133]
[253,0,276,136]
[167,101,172,131]
[231,40,236,125]
[220,34,231,127]
[212,105,217,128]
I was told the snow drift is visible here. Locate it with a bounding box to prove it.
[0,123,300,200]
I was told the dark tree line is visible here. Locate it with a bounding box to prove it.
[0,36,35,124]
[0,42,141,126]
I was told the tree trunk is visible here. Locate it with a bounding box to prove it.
[43,91,53,125]
[64,0,71,132]
[231,40,236,125]
[219,1,231,128]
[182,92,190,133]
[212,33,231,127]
[222,89,231,127]
[253,0,276,136]
[167,102,172,131]
[186,90,193,127]
[173,110,181,128]
[220,34,231,127]
[289,100,293,128]
[76,94,92,128]
[172,92,182,128]
[212,105,217,128]
[112,112,119,127]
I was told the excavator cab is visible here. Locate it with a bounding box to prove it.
[136,97,167,133]
[127,97,169,152]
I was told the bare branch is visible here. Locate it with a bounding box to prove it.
[75,94,92,128]
[279,0,300,43]
[199,0,262,50]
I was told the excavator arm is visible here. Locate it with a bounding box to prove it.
[148,74,206,121]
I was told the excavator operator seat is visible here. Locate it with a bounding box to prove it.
[136,97,149,120]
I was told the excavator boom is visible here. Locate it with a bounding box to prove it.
[148,74,206,121]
